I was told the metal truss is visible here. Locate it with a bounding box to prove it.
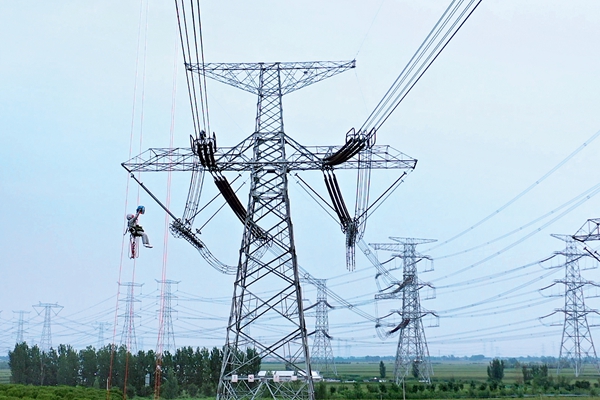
[572,218,600,262]
[123,61,416,400]
[306,279,336,376]
[122,144,416,173]
[211,61,332,400]
[544,234,600,377]
[118,282,143,354]
[368,238,436,384]
[33,302,63,353]
[186,61,356,96]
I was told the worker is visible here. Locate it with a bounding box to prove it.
[127,205,153,248]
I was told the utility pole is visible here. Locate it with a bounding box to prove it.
[32,302,63,352]
[368,237,436,384]
[541,232,600,376]
[13,310,30,344]
[307,279,336,376]
[119,282,143,354]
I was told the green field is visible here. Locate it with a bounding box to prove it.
[264,361,600,384]
[0,369,10,384]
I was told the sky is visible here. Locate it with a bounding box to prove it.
[1,1,600,360]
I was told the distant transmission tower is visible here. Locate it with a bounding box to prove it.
[33,302,63,352]
[542,232,600,376]
[93,322,110,349]
[307,279,336,376]
[119,282,143,353]
[369,237,436,384]
[13,310,30,344]
[156,279,179,355]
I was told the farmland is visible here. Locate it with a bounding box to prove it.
[264,359,600,384]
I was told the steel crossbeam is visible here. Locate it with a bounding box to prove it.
[122,145,416,173]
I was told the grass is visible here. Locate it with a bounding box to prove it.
[0,369,11,384]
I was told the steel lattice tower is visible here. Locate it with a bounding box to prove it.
[119,282,143,353]
[13,310,30,344]
[123,60,416,400]
[370,237,435,384]
[551,234,600,376]
[94,322,110,349]
[208,62,348,400]
[156,279,179,355]
[308,279,336,376]
[33,302,63,352]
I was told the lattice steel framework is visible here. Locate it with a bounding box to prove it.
[156,279,179,355]
[551,233,600,376]
[33,302,63,352]
[119,282,143,354]
[370,238,436,384]
[123,61,416,400]
[573,218,600,262]
[13,310,30,344]
[94,322,110,349]
[308,279,336,376]
[211,62,344,400]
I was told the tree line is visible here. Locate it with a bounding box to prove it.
[8,342,260,399]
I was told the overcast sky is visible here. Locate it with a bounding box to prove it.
[1,1,600,360]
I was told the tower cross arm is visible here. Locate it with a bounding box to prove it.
[122,145,416,173]
[572,218,600,242]
[186,60,356,95]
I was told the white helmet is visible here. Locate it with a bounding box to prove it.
[126,214,135,220]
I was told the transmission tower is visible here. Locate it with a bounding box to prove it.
[118,282,143,353]
[13,310,30,344]
[124,58,415,400]
[307,279,336,376]
[542,232,600,376]
[156,279,179,356]
[369,237,436,384]
[93,322,110,349]
[32,302,63,352]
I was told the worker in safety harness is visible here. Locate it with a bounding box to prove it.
[126,205,153,248]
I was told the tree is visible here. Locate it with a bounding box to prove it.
[57,344,79,386]
[79,346,98,387]
[379,361,386,379]
[209,347,222,386]
[161,368,180,399]
[41,348,59,386]
[487,358,504,382]
[96,344,114,390]
[243,347,261,375]
[8,342,30,384]
[28,345,43,385]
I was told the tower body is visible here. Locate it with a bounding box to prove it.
[309,279,336,376]
[216,62,320,400]
[553,235,600,376]
[119,282,143,353]
[156,279,179,355]
[371,238,435,384]
[94,322,109,349]
[14,311,29,344]
[33,303,62,352]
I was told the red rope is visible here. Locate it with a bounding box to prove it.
[154,28,179,400]
[107,1,149,399]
